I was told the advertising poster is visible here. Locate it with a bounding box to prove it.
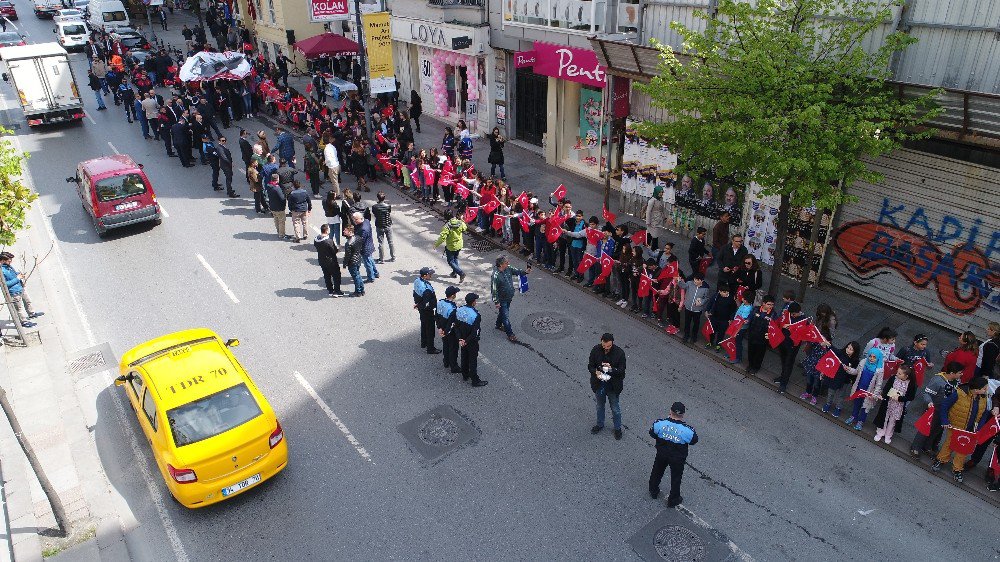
[363,12,396,94]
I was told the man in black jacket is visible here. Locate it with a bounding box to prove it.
[238,129,254,169]
[745,296,776,374]
[455,293,487,387]
[216,136,237,197]
[171,118,194,167]
[649,402,699,506]
[437,286,461,373]
[717,234,749,292]
[413,267,440,354]
[313,224,342,297]
[588,333,627,439]
[688,227,710,275]
[372,191,394,263]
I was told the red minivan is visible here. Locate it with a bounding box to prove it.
[67,155,161,237]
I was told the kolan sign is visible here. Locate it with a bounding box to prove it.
[309,0,349,22]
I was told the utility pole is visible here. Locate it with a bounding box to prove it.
[1,279,27,345]
[352,0,373,138]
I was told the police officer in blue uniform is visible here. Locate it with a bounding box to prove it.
[413,267,441,354]
[649,402,698,506]
[455,293,488,387]
[436,286,461,373]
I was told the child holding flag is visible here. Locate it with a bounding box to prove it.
[872,364,917,444]
[845,348,886,431]
[821,341,861,418]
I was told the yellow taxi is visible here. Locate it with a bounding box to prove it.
[115,328,288,508]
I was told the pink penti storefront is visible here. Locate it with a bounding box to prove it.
[513,41,628,178]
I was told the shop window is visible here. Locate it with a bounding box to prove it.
[562,83,607,172]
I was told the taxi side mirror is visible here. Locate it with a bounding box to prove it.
[225,338,239,347]
[66,177,76,182]
[2,73,8,83]
[114,373,132,386]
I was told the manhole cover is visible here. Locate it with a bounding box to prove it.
[67,351,106,374]
[469,238,494,253]
[653,526,706,561]
[418,416,459,447]
[531,315,565,334]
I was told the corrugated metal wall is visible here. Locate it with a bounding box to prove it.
[893,0,1000,93]
[824,149,1000,334]
[640,0,711,48]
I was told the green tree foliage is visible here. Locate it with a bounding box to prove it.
[0,127,35,246]
[639,0,939,209]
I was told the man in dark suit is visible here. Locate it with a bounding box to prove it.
[238,129,253,169]
[688,227,711,275]
[313,224,343,296]
[717,234,748,292]
[171,118,194,167]
[217,136,237,197]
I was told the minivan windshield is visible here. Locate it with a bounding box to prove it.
[166,383,263,447]
[62,24,87,35]
[95,173,146,202]
[102,10,126,22]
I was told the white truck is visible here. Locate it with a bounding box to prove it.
[0,42,83,126]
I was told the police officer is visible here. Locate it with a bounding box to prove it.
[455,293,487,387]
[413,267,440,354]
[649,402,698,507]
[204,134,222,191]
[436,286,461,373]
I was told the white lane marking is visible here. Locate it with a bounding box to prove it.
[196,254,239,304]
[310,224,320,235]
[479,355,524,391]
[84,111,97,125]
[857,509,875,516]
[158,202,169,218]
[108,141,120,154]
[293,371,374,464]
[677,505,754,561]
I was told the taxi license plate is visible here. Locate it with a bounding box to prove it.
[221,473,261,497]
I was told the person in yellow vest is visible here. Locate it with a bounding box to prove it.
[933,376,995,483]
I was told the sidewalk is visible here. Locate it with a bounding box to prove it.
[265,73,993,505]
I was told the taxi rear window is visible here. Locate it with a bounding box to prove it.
[95,173,146,202]
[166,383,262,447]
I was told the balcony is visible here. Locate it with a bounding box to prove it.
[428,0,483,5]
[390,0,486,25]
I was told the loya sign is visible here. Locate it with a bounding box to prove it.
[309,0,349,22]
[530,41,606,88]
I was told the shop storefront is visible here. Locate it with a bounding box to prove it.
[514,41,610,179]
[389,16,493,134]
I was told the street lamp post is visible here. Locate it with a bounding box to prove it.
[352,0,373,138]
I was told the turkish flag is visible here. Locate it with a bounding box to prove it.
[816,350,842,378]
[847,389,875,401]
[735,285,747,303]
[637,274,653,297]
[410,169,421,187]
[883,358,902,378]
[576,253,598,274]
[725,316,746,338]
[305,82,313,93]
[545,225,562,244]
[377,154,391,172]
[516,191,529,210]
[719,337,737,360]
[438,171,453,186]
[631,229,647,246]
[991,446,1000,479]
[596,254,615,283]
[491,214,504,231]
[551,183,567,201]
[767,319,785,349]
[423,167,437,185]
[665,325,679,335]
[585,228,603,246]
[780,309,791,326]
[977,416,1000,445]
[602,204,617,225]
[520,210,533,232]
[657,261,679,281]
[463,207,479,223]
[550,211,569,228]
[697,256,712,275]
[789,321,825,346]
[950,429,977,456]
[914,406,934,436]
[912,357,928,387]
[482,199,500,214]
[701,318,714,343]
[454,184,470,199]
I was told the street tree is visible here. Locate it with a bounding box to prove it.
[0,126,34,246]
[637,0,941,299]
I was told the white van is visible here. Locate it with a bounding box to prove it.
[87,0,128,30]
[54,20,88,50]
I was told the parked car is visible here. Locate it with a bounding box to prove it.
[54,21,87,50]
[0,1,19,20]
[66,155,162,237]
[0,31,25,50]
[52,7,83,22]
[114,27,150,52]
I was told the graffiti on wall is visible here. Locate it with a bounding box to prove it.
[833,198,1000,316]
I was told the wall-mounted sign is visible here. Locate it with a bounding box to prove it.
[495,82,506,101]
[451,36,472,50]
[390,16,487,54]
[309,0,349,22]
[531,41,606,88]
[513,49,536,68]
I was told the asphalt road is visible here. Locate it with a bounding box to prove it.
[4,11,999,561]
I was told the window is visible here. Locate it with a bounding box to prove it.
[62,24,87,35]
[166,383,263,447]
[503,0,604,33]
[141,389,158,431]
[102,10,127,22]
[267,0,275,24]
[254,0,262,21]
[94,173,147,202]
[128,371,144,400]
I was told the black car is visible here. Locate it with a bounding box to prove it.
[125,48,151,71]
[115,29,150,52]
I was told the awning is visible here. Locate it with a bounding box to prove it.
[293,32,360,59]
[588,36,682,83]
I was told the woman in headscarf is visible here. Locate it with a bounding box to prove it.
[845,347,886,431]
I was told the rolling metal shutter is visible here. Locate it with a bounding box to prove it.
[825,148,1000,334]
